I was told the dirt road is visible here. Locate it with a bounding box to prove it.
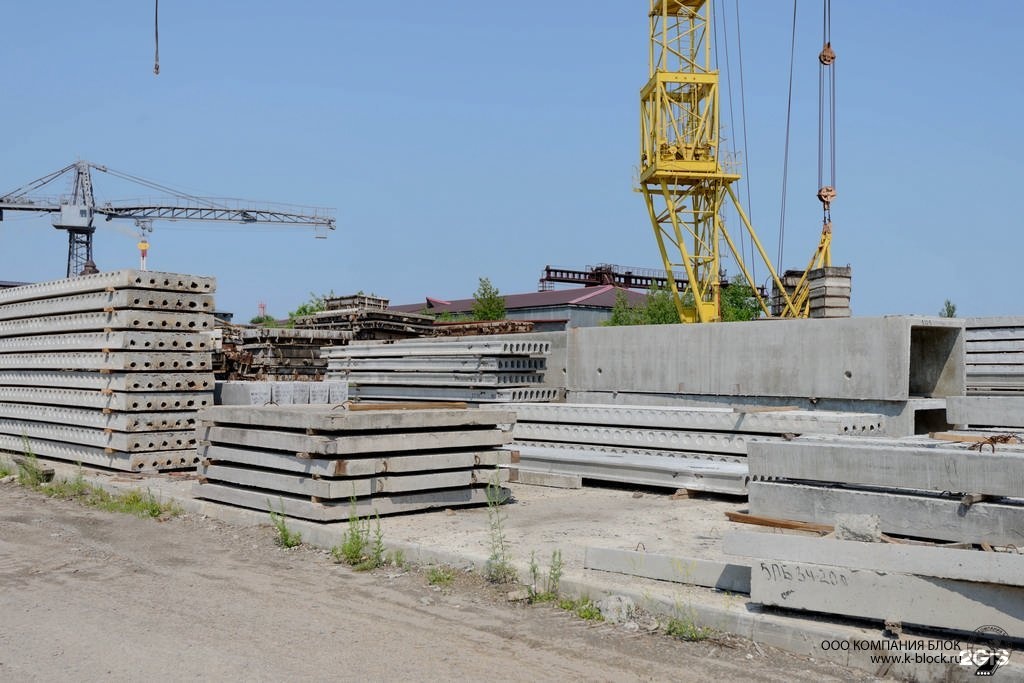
[0,483,875,682]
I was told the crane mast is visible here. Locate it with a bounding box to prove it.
[639,0,829,322]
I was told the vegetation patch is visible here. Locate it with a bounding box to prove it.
[557,596,604,622]
[427,566,455,587]
[268,500,303,548]
[42,472,180,519]
[664,615,716,642]
[331,497,384,571]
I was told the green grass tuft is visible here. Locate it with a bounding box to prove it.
[268,499,302,548]
[665,615,715,642]
[427,566,455,587]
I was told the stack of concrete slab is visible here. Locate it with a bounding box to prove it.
[746,434,1024,546]
[504,403,885,494]
[324,338,561,404]
[295,294,435,341]
[193,405,514,521]
[724,530,1024,638]
[433,320,536,337]
[0,270,216,471]
[807,266,851,318]
[215,380,349,406]
[235,327,352,381]
[965,317,1024,394]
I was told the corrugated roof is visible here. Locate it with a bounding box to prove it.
[392,286,646,314]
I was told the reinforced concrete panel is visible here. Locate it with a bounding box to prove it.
[567,317,964,401]
[0,331,210,354]
[0,270,215,306]
[0,386,212,411]
[749,560,1024,636]
[347,385,561,403]
[513,421,753,455]
[193,481,507,521]
[0,432,196,471]
[0,351,211,372]
[947,396,1024,427]
[0,402,195,432]
[201,425,511,455]
[0,310,214,338]
[748,481,1024,545]
[0,289,213,322]
[0,418,194,451]
[512,439,745,463]
[748,438,1024,498]
[724,531,1024,586]
[199,405,513,431]
[0,370,214,392]
[584,547,751,593]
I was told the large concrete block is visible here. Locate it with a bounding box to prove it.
[584,547,751,593]
[947,396,1024,428]
[199,405,514,431]
[567,317,964,401]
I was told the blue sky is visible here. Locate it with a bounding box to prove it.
[1,1,1020,320]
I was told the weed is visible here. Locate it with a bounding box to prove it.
[546,549,563,596]
[427,566,455,587]
[268,499,302,548]
[0,461,11,478]
[39,471,180,520]
[557,596,604,622]
[386,549,407,569]
[527,548,564,603]
[483,473,516,584]
[17,438,46,489]
[332,497,384,571]
[665,614,715,642]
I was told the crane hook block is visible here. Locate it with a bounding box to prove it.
[817,186,837,208]
[819,42,836,66]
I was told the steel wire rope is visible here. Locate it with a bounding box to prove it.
[777,0,798,271]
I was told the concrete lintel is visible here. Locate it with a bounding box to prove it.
[584,546,751,593]
[724,531,1024,586]
[748,481,1024,546]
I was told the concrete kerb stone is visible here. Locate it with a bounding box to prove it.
[1,457,1020,681]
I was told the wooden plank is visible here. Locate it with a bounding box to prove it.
[749,561,1024,636]
[748,482,1024,546]
[193,481,508,521]
[584,546,750,593]
[724,510,832,534]
[724,532,1024,586]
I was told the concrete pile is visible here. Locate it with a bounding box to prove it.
[235,327,352,381]
[215,380,349,406]
[296,294,435,340]
[0,270,216,471]
[965,317,1024,394]
[323,338,561,404]
[504,402,884,494]
[193,405,514,521]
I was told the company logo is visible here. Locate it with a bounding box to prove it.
[959,626,1010,677]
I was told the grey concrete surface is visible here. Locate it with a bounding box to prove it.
[513,421,754,454]
[748,438,1024,498]
[0,433,197,470]
[349,385,562,402]
[584,547,751,593]
[566,317,963,401]
[947,396,1024,427]
[0,418,194,452]
[0,289,214,321]
[0,330,210,354]
[0,351,212,371]
[0,386,212,411]
[332,356,547,372]
[724,532,1024,585]
[512,439,745,463]
[199,405,514,430]
[202,424,512,455]
[328,339,551,356]
[0,370,215,392]
[0,403,195,432]
[0,310,215,337]
[748,481,1024,546]
[0,269,215,306]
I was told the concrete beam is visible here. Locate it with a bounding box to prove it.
[749,561,1024,636]
[198,463,506,499]
[947,396,1024,427]
[0,289,213,322]
[0,402,195,432]
[584,547,751,593]
[513,439,745,463]
[748,438,1024,498]
[509,469,583,489]
[0,386,212,411]
[193,481,508,521]
[200,443,509,478]
[0,370,215,392]
[0,269,215,306]
[199,405,514,431]
[748,481,1024,546]
[515,445,748,494]
[567,317,964,401]
[324,339,551,357]
[724,531,1024,586]
[0,331,210,354]
[0,310,215,338]
[334,371,545,387]
[201,424,511,455]
[0,351,212,372]
[506,402,885,435]
[347,385,562,403]
[330,357,547,372]
[513,422,753,455]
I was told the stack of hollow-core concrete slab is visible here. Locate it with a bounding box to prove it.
[965,317,1024,394]
[295,294,435,340]
[807,266,851,318]
[323,338,560,404]
[0,270,216,471]
[193,405,514,521]
[746,434,1024,546]
[504,403,885,494]
[235,327,352,381]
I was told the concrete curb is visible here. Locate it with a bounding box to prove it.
[5,456,1021,682]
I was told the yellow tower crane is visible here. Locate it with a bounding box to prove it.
[639,0,833,322]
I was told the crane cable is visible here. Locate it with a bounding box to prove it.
[817,0,837,231]
[153,0,160,75]
[776,0,798,270]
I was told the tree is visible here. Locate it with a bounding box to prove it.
[603,284,679,326]
[939,299,957,318]
[289,290,335,322]
[471,277,506,321]
[249,314,277,326]
[604,289,644,326]
[720,276,763,322]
